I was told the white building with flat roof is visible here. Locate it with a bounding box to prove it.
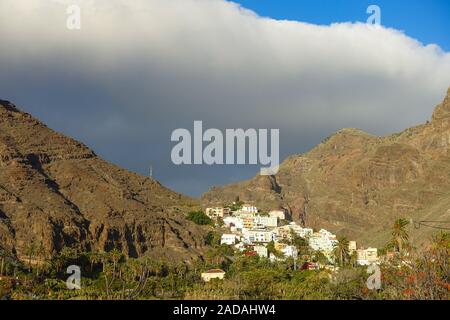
[253,215,278,228]
[221,234,239,245]
[308,229,338,253]
[356,248,378,266]
[274,223,313,241]
[269,210,286,220]
[253,245,268,258]
[241,204,258,214]
[281,245,298,259]
[290,223,313,238]
[223,216,244,230]
[243,229,275,244]
[234,242,245,252]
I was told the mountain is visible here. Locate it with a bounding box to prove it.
[0,100,206,263]
[202,87,450,247]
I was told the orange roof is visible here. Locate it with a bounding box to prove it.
[204,269,225,274]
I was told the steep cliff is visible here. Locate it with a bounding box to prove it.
[202,88,450,246]
[0,100,206,262]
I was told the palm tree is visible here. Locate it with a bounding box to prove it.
[88,251,101,273]
[333,237,350,266]
[51,254,64,273]
[349,251,358,268]
[35,242,46,276]
[0,248,6,276]
[391,218,410,255]
[110,248,123,273]
[313,250,329,265]
[25,241,37,272]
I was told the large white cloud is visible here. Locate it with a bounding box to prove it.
[1,0,450,195]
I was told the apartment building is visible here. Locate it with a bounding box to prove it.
[221,234,239,245]
[356,247,378,266]
[243,229,275,243]
[205,207,230,218]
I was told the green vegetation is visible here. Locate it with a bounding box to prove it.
[204,231,220,246]
[333,237,350,266]
[186,211,212,225]
[228,200,243,212]
[290,232,310,256]
[389,218,410,255]
[0,222,448,300]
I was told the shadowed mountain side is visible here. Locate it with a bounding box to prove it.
[0,100,206,262]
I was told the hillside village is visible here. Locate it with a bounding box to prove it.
[200,203,379,281]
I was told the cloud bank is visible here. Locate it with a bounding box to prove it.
[1,0,450,196]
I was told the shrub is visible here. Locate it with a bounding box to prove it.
[186,211,212,225]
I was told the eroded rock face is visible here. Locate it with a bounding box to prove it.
[0,100,206,262]
[432,87,450,122]
[202,87,450,246]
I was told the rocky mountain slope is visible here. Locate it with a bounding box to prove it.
[203,87,450,247]
[0,100,206,262]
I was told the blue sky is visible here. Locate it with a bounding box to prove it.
[235,0,450,51]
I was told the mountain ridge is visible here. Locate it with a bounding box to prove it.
[202,87,450,247]
[0,99,206,262]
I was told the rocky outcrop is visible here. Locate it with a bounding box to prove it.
[432,87,450,122]
[0,100,206,262]
[202,87,450,246]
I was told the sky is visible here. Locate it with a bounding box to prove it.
[1,0,450,197]
[236,0,450,51]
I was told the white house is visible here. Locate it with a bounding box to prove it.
[223,216,244,230]
[281,245,298,259]
[273,226,289,241]
[253,215,278,228]
[269,210,286,220]
[201,269,226,282]
[241,204,258,214]
[230,226,239,233]
[356,248,378,266]
[274,223,313,241]
[348,241,357,253]
[308,229,338,253]
[269,253,284,262]
[253,245,268,258]
[221,234,238,245]
[289,223,313,238]
[243,229,275,244]
[318,229,336,238]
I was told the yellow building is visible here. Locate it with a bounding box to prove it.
[274,242,287,251]
[205,207,230,219]
[348,241,357,253]
[242,217,254,229]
